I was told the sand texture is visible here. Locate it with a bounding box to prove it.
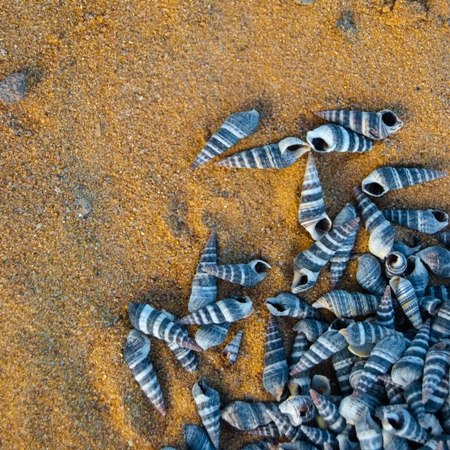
[0,0,449,448]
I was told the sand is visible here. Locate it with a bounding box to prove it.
[0,0,449,448]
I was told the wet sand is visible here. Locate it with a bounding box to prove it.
[0,1,449,448]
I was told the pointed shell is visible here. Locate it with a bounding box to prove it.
[356,253,386,295]
[195,323,230,350]
[293,319,329,342]
[430,301,450,344]
[331,348,358,396]
[417,246,450,278]
[340,321,397,347]
[223,330,243,364]
[313,290,379,318]
[266,293,321,319]
[405,256,429,297]
[279,395,316,426]
[220,401,277,431]
[184,424,215,450]
[382,209,449,234]
[376,285,395,329]
[390,276,423,329]
[309,389,346,433]
[422,341,450,403]
[355,411,383,450]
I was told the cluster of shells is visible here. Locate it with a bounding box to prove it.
[123,107,450,450]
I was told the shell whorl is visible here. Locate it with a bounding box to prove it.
[385,251,408,278]
[356,253,386,295]
[382,209,449,234]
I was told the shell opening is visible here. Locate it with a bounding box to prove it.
[286,144,303,152]
[387,415,404,430]
[432,210,448,223]
[236,297,248,304]
[387,253,399,265]
[381,111,398,127]
[363,182,386,196]
[315,217,332,234]
[311,137,329,152]
[267,300,285,312]
[254,262,269,273]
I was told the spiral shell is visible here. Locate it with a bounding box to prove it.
[424,285,449,301]
[306,124,373,153]
[419,296,442,316]
[191,109,260,169]
[424,375,449,413]
[354,186,395,259]
[311,374,331,396]
[192,378,221,448]
[339,385,384,425]
[248,423,281,440]
[337,428,360,450]
[383,430,412,450]
[376,285,395,329]
[293,319,329,342]
[288,331,311,395]
[422,342,450,403]
[315,109,403,140]
[404,381,426,425]
[202,259,271,287]
[195,322,230,350]
[265,409,304,441]
[417,246,450,278]
[298,153,332,240]
[361,166,447,198]
[418,439,446,450]
[292,218,360,293]
[355,411,383,450]
[221,401,277,431]
[263,315,288,401]
[266,293,320,319]
[309,389,346,433]
[128,303,201,351]
[123,330,166,415]
[218,136,310,169]
[390,277,423,329]
[380,375,405,405]
[430,301,450,345]
[341,321,397,347]
[301,425,337,448]
[223,330,243,364]
[184,424,215,450]
[393,239,423,257]
[436,230,450,248]
[405,256,429,297]
[330,203,359,288]
[179,296,254,325]
[331,348,358,396]
[382,209,449,235]
[385,251,408,278]
[356,253,386,295]
[279,395,317,426]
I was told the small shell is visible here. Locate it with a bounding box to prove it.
[195,323,230,350]
[376,285,395,329]
[424,285,449,301]
[298,153,332,240]
[128,303,201,351]
[218,137,310,169]
[292,218,360,293]
[263,315,288,401]
[391,319,431,387]
[354,186,395,259]
[390,277,423,329]
[331,348,358,396]
[417,246,450,278]
[339,386,384,425]
[361,166,447,198]
[179,296,254,325]
[356,253,386,295]
[293,319,330,342]
[380,375,405,405]
[306,124,373,153]
[191,109,260,169]
[266,293,321,319]
[330,203,359,288]
[311,375,331,397]
[382,209,449,235]
[405,256,429,297]
[315,109,403,140]
[340,321,397,347]
[441,390,450,433]
[349,359,368,389]
[221,401,277,431]
[418,297,442,316]
[309,389,346,433]
[422,342,450,403]
[436,230,450,248]
[192,378,221,448]
[223,330,243,364]
[312,290,379,318]
[355,411,383,450]
[248,423,281,439]
[424,375,449,413]
[337,428,360,450]
[393,239,422,257]
[404,381,426,425]
[430,301,450,344]
[202,259,271,287]
[301,425,338,448]
[184,424,215,450]
[288,332,311,396]
[385,251,408,278]
[189,230,218,313]
[265,409,303,441]
[123,330,166,415]
[383,430,413,450]
[279,395,317,426]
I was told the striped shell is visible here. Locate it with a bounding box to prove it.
[361,166,447,198]
[422,342,450,402]
[331,348,358,396]
[418,439,446,450]
[184,424,215,450]
[424,375,449,413]
[195,323,230,350]
[419,296,442,316]
[293,319,329,342]
[292,218,360,293]
[390,276,423,329]
[355,411,383,450]
[404,381,426,424]
[380,376,405,405]
[376,285,395,329]
[385,251,408,278]
[405,256,429,297]
[310,389,346,432]
[383,430,412,450]
[265,408,304,441]
[354,186,395,259]
[192,378,221,448]
[430,301,450,344]
[223,330,243,364]
[248,423,280,440]
[191,109,260,169]
[288,331,311,395]
[382,209,449,235]
[298,153,332,240]
[221,401,277,431]
[356,253,386,295]
[217,137,310,169]
[337,429,360,450]
[266,293,321,319]
[123,329,166,415]
[306,124,373,153]
[311,374,331,396]
[340,321,397,347]
[301,425,337,448]
[436,230,450,248]
[339,385,384,425]
[279,395,317,426]
[417,246,450,278]
[393,239,422,257]
[424,285,449,301]
[315,108,403,140]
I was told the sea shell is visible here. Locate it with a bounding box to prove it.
[418,297,442,316]
[417,246,450,278]
[337,428,360,450]
[263,315,288,401]
[361,167,447,198]
[340,321,397,347]
[223,330,243,364]
[405,256,429,297]
[293,319,330,342]
[298,153,332,240]
[248,423,281,439]
[315,109,403,140]
[217,136,310,169]
[391,319,431,387]
[123,330,166,415]
[189,230,218,312]
[349,359,368,389]
[330,203,359,288]
[191,109,260,169]
[311,374,331,396]
[288,331,311,395]
[393,239,422,257]
[221,401,277,431]
[354,186,395,259]
[424,285,449,301]
[184,424,215,450]
[376,285,395,329]
[380,375,405,405]
[306,124,373,153]
[301,425,338,448]
[404,381,426,425]
[430,301,450,344]
[422,342,450,403]
[292,219,360,293]
[309,389,346,433]
[354,411,383,450]
[419,414,443,435]
[178,296,254,325]
[390,277,423,329]
[383,430,413,450]
[192,378,221,448]
[418,439,445,450]
[436,230,450,248]
[128,303,201,351]
[265,409,304,441]
[195,323,231,350]
[277,443,319,450]
[381,209,449,235]
[356,253,386,295]
[279,395,317,426]
[312,290,379,318]
[385,251,408,278]
[266,293,321,319]
[424,375,449,413]
[331,348,358,396]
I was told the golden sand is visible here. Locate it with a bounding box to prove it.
[0,0,449,448]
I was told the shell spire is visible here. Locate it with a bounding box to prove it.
[331,348,358,395]
[220,401,277,431]
[385,251,407,278]
[390,276,423,329]
[309,389,346,433]
[191,109,260,169]
[356,253,386,295]
[223,330,243,364]
[195,323,230,350]
[265,293,321,319]
[184,424,215,450]
[422,342,450,403]
[279,395,317,426]
[298,153,332,240]
[376,285,395,329]
[382,209,448,234]
[288,331,311,395]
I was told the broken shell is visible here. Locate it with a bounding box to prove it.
[123,330,166,415]
[330,203,359,288]
[355,411,383,450]
[184,424,215,450]
[195,323,230,350]
[417,246,450,278]
[361,166,447,198]
[331,348,358,396]
[385,251,408,278]
[191,109,260,169]
[293,319,329,342]
[179,296,254,325]
[390,276,423,329]
[298,153,332,240]
[220,401,277,431]
[301,424,338,448]
[315,108,403,140]
[279,395,317,426]
[405,256,429,297]
[266,293,321,319]
[424,285,449,301]
[382,209,449,235]
[223,330,243,364]
[340,321,397,347]
[430,301,450,345]
[422,342,450,403]
[288,331,311,395]
[292,218,360,293]
[354,186,395,259]
[356,253,386,296]
[313,290,379,318]
[306,124,373,153]
[192,378,221,448]
[263,315,288,401]
[376,285,395,329]
[309,389,346,433]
